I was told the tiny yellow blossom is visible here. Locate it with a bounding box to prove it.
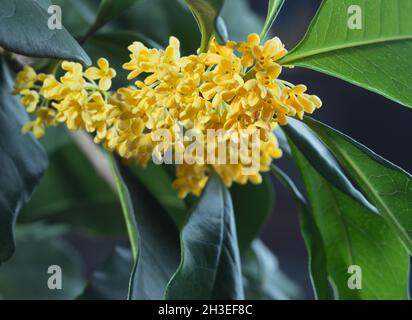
[22,107,57,138]
[40,75,65,100]
[85,58,117,91]
[238,33,260,68]
[59,62,86,94]
[252,37,287,70]
[13,66,37,94]
[173,164,208,198]
[20,89,40,113]
[123,42,161,80]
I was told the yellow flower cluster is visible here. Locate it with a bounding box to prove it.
[13,60,117,139]
[13,34,321,198]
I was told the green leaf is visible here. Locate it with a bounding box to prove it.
[290,141,410,299]
[33,0,51,10]
[20,143,125,237]
[0,0,91,65]
[132,164,187,229]
[166,173,244,300]
[242,240,302,300]
[0,60,48,263]
[113,159,181,300]
[231,175,275,253]
[108,155,139,262]
[83,0,142,41]
[0,225,84,300]
[273,126,291,155]
[270,164,333,299]
[280,0,412,108]
[284,118,376,213]
[304,117,412,254]
[79,247,132,300]
[185,0,226,52]
[260,0,285,40]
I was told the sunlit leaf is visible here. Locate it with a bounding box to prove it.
[280,0,412,108]
[260,0,285,40]
[290,141,410,299]
[305,117,412,254]
[185,0,226,51]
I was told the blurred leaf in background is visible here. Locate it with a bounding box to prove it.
[20,141,125,237]
[242,240,302,300]
[0,224,84,299]
[79,246,132,300]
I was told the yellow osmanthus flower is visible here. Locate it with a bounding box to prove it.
[20,89,40,113]
[22,107,57,139]
[60,61,86,91]
[13,33,322,198]
[13,66,37,94]
[238,33,260,68]
[85,58,117,91]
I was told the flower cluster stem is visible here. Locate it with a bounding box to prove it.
[107,153,139,262]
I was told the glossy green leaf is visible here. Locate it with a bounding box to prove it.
[273,127,291,155]
[108,155,139,261]
[260,0,285,40]
[0,225,84,300]
[270,164,333,299]
[0,60,48,263]
[284,118,376,213]
[231,175,274,253]
[0,0,91,65]
[20,143,125,237]
[114,160,181,300]
[305,117,412,254]
[132,164,187,229]
[166,173,244,299]
[83,0,142,41]
[280,0,412,108]
[291,142,410,299]
[79,247,132,300]
[185,0,226,52]
[242,240,302,300]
